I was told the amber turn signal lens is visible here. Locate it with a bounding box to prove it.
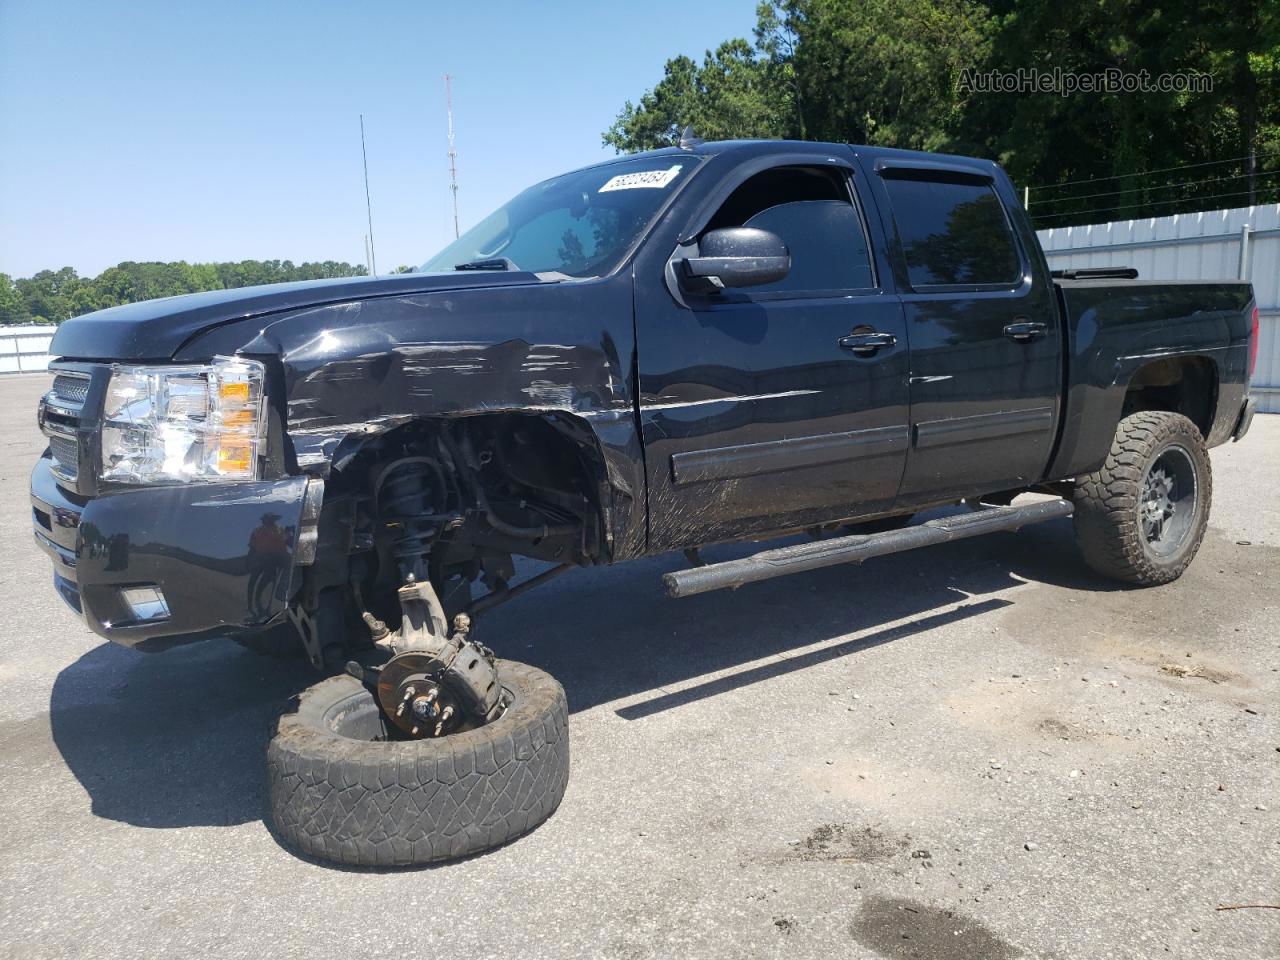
[217,440,254,475]
[219,381,252,404]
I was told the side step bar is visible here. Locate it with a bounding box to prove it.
[663,499,1074,598]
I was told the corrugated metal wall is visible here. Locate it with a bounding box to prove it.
[0,325,54,374]
[1037,204,1280,412]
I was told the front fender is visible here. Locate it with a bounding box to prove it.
[177,276,649,560]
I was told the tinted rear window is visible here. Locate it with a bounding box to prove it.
[882,177,1021,287]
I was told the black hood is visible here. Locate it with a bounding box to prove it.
[49,271,546,361]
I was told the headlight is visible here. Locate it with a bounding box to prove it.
[100,356,266,484]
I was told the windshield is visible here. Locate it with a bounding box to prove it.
[421,156,699,278]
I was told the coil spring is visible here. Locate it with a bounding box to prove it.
[375,457,458,577]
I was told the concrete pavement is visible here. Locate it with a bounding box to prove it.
[0,371,1276,960]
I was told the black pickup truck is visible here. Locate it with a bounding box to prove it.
[33,139,1259,866]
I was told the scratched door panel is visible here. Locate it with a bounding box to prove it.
[637,295,910,550]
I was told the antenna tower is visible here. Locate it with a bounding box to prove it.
[445,74,460,239]
[360,114,377,276]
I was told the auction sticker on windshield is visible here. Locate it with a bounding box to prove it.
[598,165,683,192]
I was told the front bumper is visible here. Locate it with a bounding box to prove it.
[32,454,308,651]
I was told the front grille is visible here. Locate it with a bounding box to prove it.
[51,374,90,407]
[49,434,79,481]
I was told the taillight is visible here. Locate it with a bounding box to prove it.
[1248,305,1259,381]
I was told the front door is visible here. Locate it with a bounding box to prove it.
[635,160,910,551]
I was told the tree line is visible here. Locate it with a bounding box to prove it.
[605,0,1280,227]
[0,260,369,325]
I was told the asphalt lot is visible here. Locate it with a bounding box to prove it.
[0,370,1276,960]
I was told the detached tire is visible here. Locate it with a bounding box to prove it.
[268,660,569,866]
[1072,411,1212,586]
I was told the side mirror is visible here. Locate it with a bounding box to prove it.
[680,227,790,293]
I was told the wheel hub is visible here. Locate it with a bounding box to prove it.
[376,653,466,738]
[362,580,504,740]
[1142,466,1176,541]
[1139,444,1198,554]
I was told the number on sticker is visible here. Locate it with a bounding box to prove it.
[598,165,683,192]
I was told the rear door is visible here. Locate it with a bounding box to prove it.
[861,159,1062,502]
[634,156,910,550]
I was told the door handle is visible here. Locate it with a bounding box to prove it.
[838,331,897,355]
[1003,320,1047,342]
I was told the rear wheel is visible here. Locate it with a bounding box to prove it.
[1072,411,1211,586]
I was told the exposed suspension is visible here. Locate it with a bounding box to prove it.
[361,453,503,739]
[373,456,459,582]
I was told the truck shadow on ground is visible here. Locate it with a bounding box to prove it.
[49,515,1103,831]
[48,641,312,829]
[484,515,1111,716]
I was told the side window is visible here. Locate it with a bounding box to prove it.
[881,175,1021,287]
[701,166,874,294]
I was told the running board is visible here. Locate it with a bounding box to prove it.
[662,499,1074,598]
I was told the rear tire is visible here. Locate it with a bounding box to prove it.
[267,659,570,867]
[1072,411,1211,586]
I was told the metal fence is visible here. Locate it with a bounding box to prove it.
[0,325,54,374]
[1037,203,1280,413]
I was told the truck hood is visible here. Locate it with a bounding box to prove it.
[49,271,547,362]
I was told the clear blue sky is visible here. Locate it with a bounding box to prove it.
[0,0,758,279]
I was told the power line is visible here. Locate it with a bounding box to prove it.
[1031,151,1266,193]
[1030,167,1280,208]
[1030,185,1280,224]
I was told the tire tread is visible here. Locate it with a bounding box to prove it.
[267,660,570,867]
[1072,411,1211,586]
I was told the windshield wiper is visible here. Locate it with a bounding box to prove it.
[454,257,516,271]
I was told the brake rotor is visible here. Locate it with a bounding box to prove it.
[375,651,465,738]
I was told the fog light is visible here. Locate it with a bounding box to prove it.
[120,586,170,622]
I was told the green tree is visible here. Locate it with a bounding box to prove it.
[961,0,1280,225]
[604,37,792,151]
[1,259,370,324]
[604,0,1280,226]
[0,274,28,324]
[781,0,994,150]
[14,268,80,323]
[604,0,991,154]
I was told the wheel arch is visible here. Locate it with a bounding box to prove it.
[319,408,621,564]
[1119,354,1219,438]
[1046,351,1223,482]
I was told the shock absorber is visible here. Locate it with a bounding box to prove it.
[373,456,458,583]
[361,454,503,739]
